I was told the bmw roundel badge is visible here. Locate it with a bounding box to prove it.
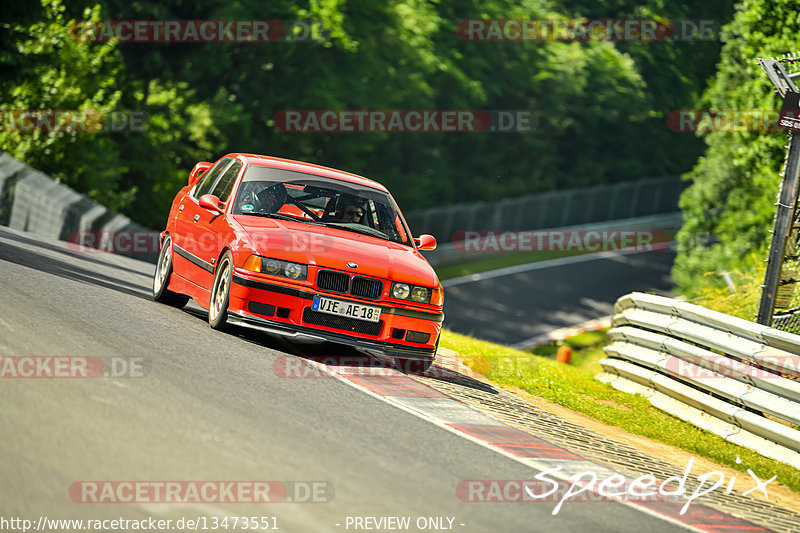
[346,262,358,269]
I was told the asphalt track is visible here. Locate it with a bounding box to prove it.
[442,248,676,346]
[0,225,705,532]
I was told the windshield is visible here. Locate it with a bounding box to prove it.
[231,166,412,245]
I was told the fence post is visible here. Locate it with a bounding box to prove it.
[758,134,800,325]
[756,57,800,325]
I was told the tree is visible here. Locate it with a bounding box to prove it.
[4,0,736,231]
[672,0,800,295]
[0,0,132,211]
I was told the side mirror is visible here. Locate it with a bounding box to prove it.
[198,194,221,212]
[414,234,437,251]
[189,161,213,186]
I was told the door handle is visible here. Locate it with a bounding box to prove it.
[193,214,200,222]
[179,205,184,212]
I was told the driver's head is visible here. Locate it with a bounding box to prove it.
[337,195,365,223]
[256,183,287,213]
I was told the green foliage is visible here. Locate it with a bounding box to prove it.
[561,0,736,185]
[2,0,735,230]
[0,0,132,211]
[674,0,800,296]
[688,257,764,320]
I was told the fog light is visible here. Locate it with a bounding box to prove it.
[405,331,431,343]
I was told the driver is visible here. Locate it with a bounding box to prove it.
[239,182,286,214]
[335,195,366,224]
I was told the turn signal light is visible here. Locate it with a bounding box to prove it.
[243,255,262,272]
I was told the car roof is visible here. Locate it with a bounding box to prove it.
[227,153,389,193]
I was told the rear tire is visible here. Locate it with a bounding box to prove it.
[208,251,233,330]
[153,235,189,308]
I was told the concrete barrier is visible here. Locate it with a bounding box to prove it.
[0,152,157,262]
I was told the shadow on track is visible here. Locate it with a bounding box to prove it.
[0,228,151,279]
[0,238,150,300]
[180,302,498,394]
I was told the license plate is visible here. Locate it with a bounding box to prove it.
[312,295,382,323]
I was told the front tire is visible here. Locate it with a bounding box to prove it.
[209,251,233,330]
[153,235,189,308]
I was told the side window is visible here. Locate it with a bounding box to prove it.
[210,161,242,202]
[192,158,231,199]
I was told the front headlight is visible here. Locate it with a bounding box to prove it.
[284,263,304,280]
[410,286,430,303]
[392,283,410,299]
[264,259,281,275]
[391,282,433,304]
[243,255,307,281]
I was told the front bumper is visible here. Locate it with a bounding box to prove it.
[228,271,442,360]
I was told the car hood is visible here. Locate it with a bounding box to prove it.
[232,215,439,287]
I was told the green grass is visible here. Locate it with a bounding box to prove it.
[523,330,609,375]
[439,328,800,495]
[687,259,764,320]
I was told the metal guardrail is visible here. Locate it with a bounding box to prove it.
[405,175,686,240]
[598,292,800,469]
[421,211,683,268]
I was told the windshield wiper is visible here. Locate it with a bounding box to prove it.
[325,223,392,241]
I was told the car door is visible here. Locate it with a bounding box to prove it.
[172,158,233,285]
[190,159,243,290]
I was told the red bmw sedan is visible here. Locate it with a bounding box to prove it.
[153,153,443,372]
